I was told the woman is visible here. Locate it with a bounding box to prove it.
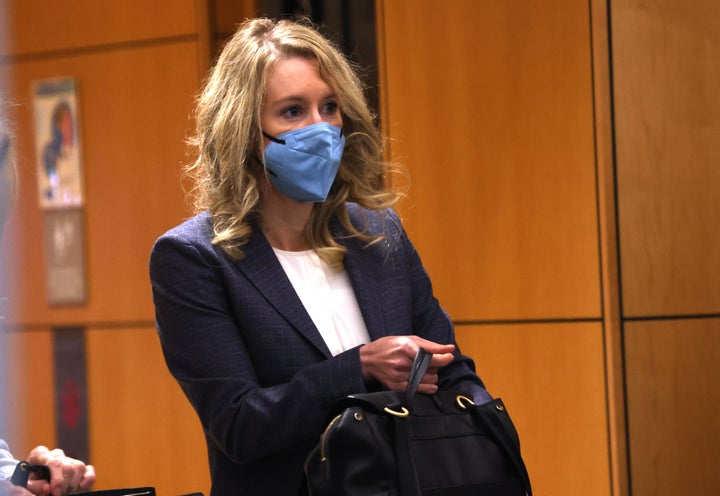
[150,18,492,495]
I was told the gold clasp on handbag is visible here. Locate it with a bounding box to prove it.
[384,406,410,417]
[320,414,342,462]
[456,395,476,410]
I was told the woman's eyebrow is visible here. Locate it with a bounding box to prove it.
[271,91,338,104]
[272,95,305,105]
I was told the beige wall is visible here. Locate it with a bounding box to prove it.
[1,0,718,495]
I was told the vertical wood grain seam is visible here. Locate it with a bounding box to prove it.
[591,0,630,494]
[374,0,391,163]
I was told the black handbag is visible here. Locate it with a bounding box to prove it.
[305,349,532,495]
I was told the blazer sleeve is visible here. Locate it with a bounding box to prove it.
[149,228,368,465]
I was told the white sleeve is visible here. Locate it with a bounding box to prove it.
[0,439,19,480]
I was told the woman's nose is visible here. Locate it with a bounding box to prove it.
[308,108,324,124]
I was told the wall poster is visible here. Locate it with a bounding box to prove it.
[32,77,84,209]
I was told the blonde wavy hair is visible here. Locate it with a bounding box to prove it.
[187,17,402,268]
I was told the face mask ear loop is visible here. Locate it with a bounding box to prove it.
[259,133,280,178]
[262,131,285,145]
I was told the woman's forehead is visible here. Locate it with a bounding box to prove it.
[264,57,332,99]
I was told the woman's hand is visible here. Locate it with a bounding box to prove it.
[359,336,455,394]
[25,446,95,496]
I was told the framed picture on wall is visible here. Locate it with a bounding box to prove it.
[32,77,84,209]
[43,208,87,305]
[32,77,87,304]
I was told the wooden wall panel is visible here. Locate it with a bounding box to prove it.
[0,0,199,58]
[4,40,197,325]
[456,322,610,496]
[612,0,720,317]
[378,0,600,321]
[0,329,56,457]
[212,0,258,34]
[86,327,210,495]
[625,319,720,495]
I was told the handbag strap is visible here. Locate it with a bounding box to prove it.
[394,348,432,496]
[406,347,432,405]
[393,414,420,496]
[471,400,533,496]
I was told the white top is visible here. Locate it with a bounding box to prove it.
[273,248,370,356]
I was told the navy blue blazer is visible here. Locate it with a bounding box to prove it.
[149,204,491,495]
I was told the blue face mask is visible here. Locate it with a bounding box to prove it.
[262,122,345,202]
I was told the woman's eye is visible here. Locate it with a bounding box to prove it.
[282,106,303,119]
[322,102,339,115]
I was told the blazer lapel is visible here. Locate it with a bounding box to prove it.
[234,227,332,357]
[341,235,388,342]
